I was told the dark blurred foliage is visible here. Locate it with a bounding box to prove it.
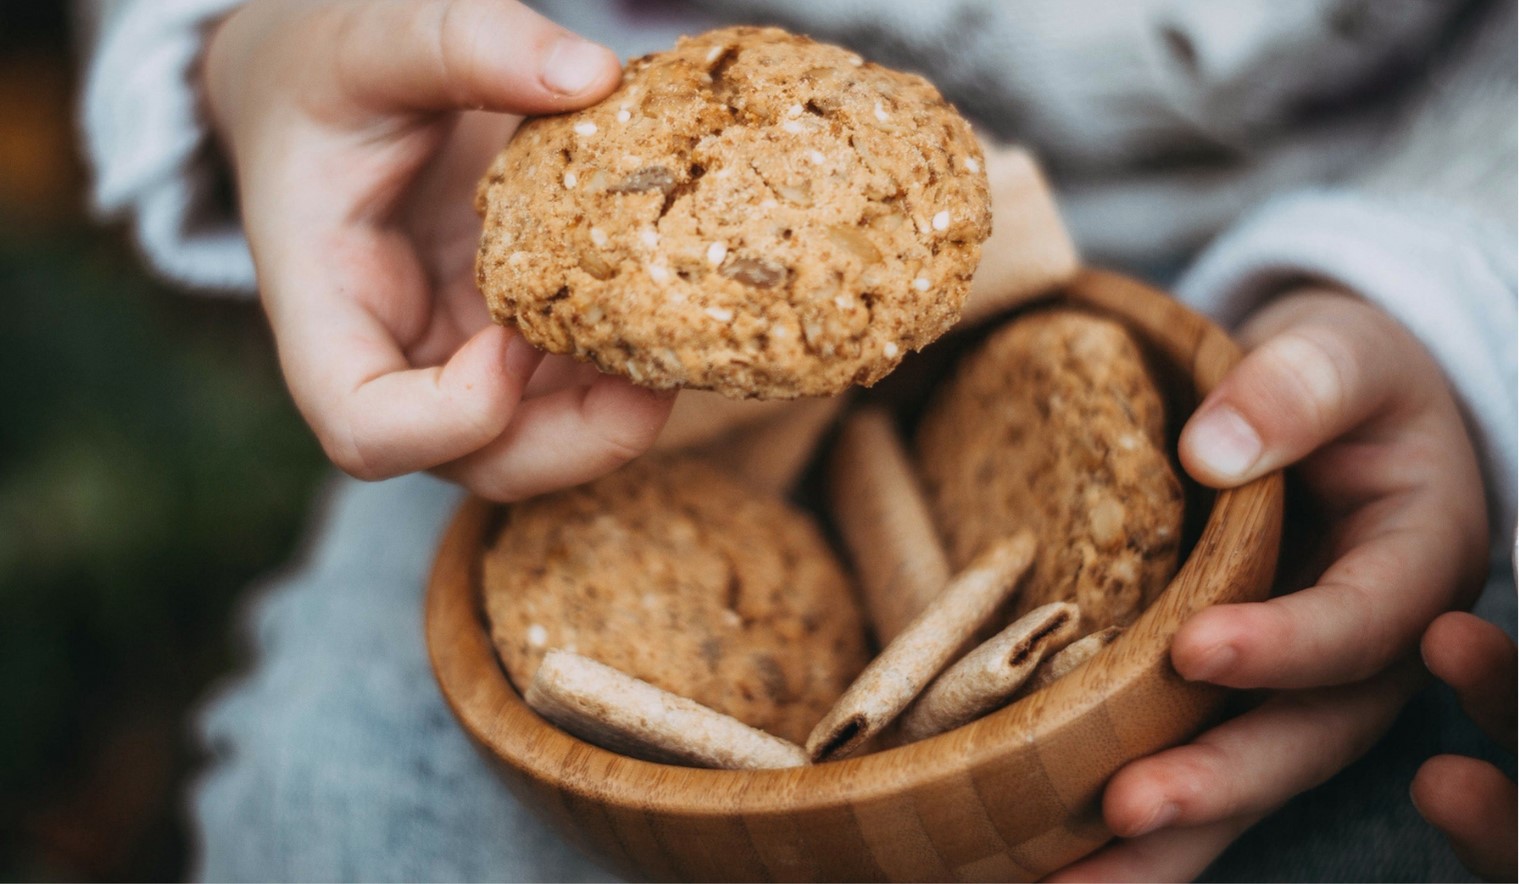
[0,3,327,879]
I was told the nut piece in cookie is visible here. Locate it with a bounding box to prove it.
[915,309,1185,633]
[476,26,992,399]
[481,455,870,745]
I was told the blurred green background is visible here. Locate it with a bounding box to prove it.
[0,4,327,879]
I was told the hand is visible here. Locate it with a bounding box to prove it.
[203,0,675,500]
[1412,611,1516,882]
[1049,288,1490,881]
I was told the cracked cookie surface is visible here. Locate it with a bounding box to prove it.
[476,26,991,399]
[481,455,870,745]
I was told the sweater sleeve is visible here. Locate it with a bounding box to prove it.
[81,0,255,294]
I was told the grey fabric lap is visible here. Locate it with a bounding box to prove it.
[189,473,613,883]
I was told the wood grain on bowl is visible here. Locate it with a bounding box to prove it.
[427,269,1284,882]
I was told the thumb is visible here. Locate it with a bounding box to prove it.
[1179,291,1408,488]
[335,0,621,115]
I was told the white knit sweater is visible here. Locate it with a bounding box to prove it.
[80,0,1516,601]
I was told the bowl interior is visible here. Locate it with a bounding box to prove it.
[426,268,1284,881]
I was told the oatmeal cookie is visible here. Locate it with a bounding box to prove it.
[915,309,1184,632]
[481,455,870,745]
[476,26,991,399]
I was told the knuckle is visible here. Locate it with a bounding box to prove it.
[319,419,385,482]
[443,378,511,448]
[593,422,654,465]
[1249,330,1354,435]
[327,4,369,81]
[467,475,521,504]
[1159,742,1237,818]
[432,0,465,104]
[583,386,666,466]
[1252,597,1338,684]
[434,0,496,107]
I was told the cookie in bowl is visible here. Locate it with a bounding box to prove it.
[427,271,1285,883]
[481,454,870,746]
[915,309,1185,632]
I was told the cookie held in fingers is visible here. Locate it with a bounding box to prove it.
[482,455,869,746]
[916,309,1184,632]
[476,26,992,400]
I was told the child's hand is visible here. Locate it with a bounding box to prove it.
[1048,288,1490,881]
[203,0,674,501]
[1412,611,1516,882]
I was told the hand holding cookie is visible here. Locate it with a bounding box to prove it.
[203,0,675,501]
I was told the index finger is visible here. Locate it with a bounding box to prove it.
[1172,486,1480,689]
[267,227,543,480]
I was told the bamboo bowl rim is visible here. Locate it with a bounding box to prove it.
[427,268,1284,821]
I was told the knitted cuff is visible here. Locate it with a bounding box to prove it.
[81,0,255,294]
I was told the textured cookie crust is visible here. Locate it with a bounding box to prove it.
[482,456,870,745]
[915,310,1184,633]
[476,26,991,399]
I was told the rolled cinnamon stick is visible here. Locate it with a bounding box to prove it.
[526,649,808,770]
[828,407,953,643]
[1021,625,1125,695]
[898,602,1080,742]
[805,532,1037,762]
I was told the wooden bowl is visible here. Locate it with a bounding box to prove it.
[426,269,1284,882]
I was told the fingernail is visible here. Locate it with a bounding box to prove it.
[1188,406,1262,481]
[542,35,611,95]
[1129,802,1179,837]
[1181,642,1237,682]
